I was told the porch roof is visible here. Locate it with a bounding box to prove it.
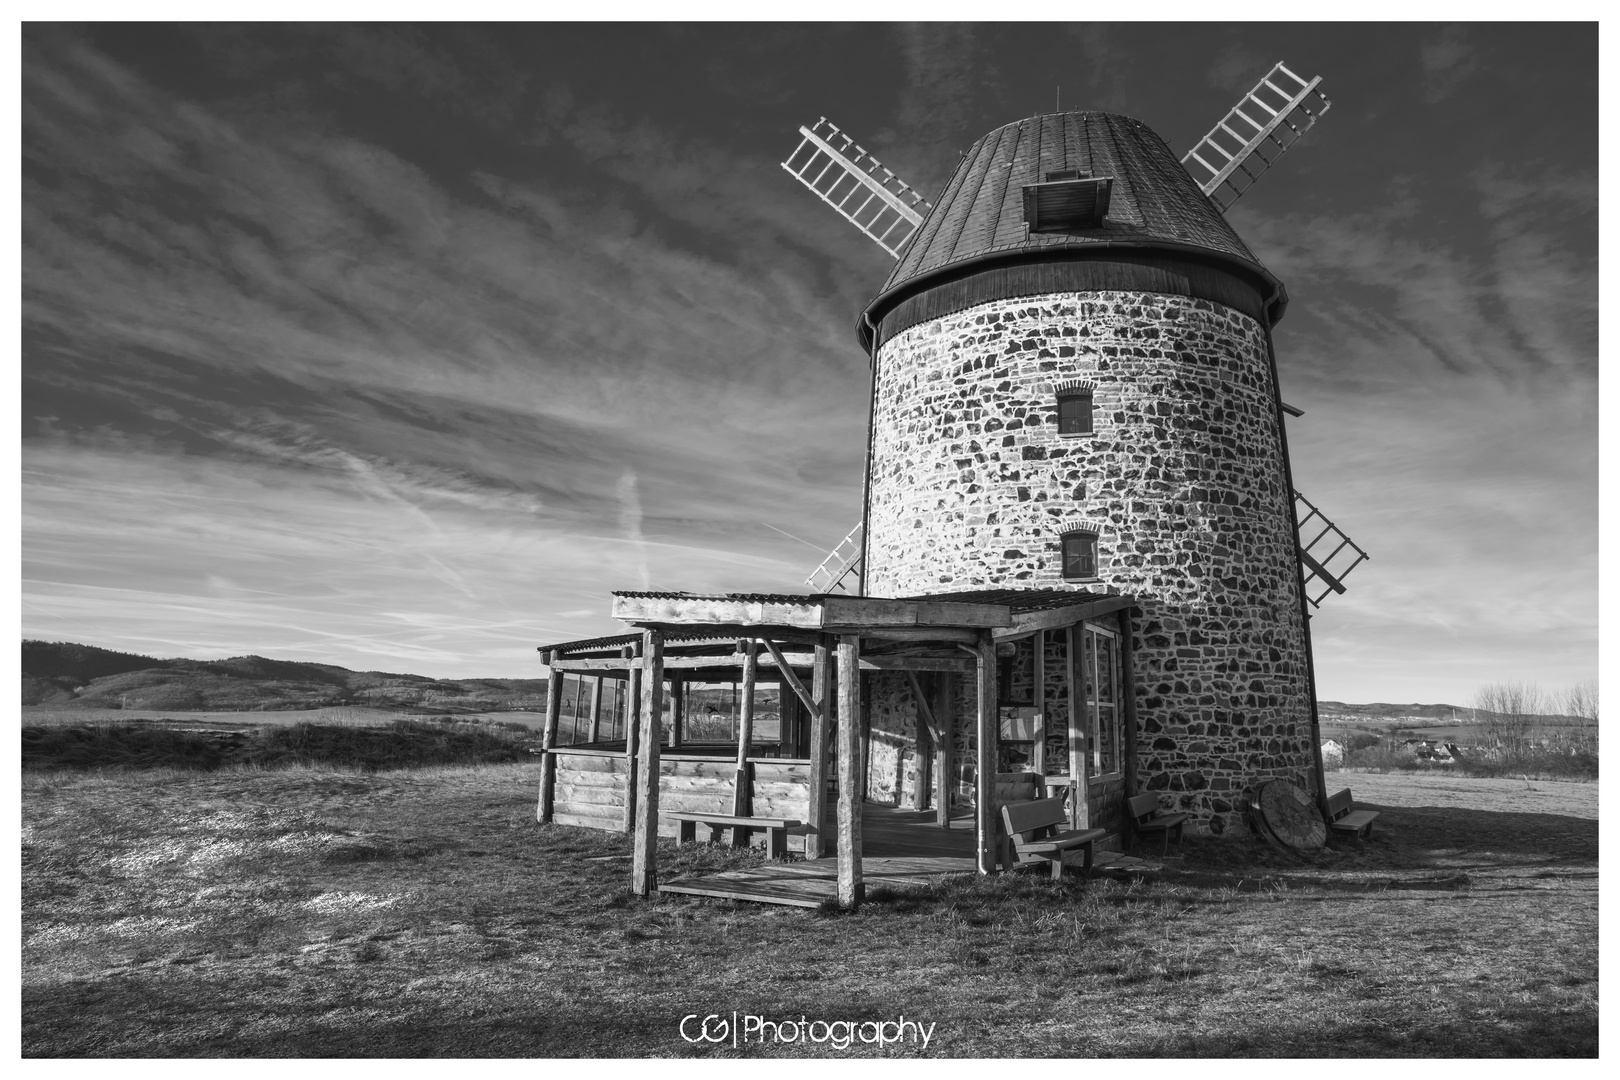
[538,587,1137,664]
[901,587,1137,636]
[609,589,1012,641]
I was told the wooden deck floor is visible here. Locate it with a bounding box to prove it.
[657,803,1158,907]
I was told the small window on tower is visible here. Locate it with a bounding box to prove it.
[1057,389,1093,436]
[1062,531,1099,581]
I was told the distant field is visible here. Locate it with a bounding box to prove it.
[21,706,552,730]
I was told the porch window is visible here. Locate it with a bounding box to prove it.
[1082,624,1123,779]
[1062,530,1099,581]
[681,681,783,746]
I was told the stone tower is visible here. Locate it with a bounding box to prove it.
[857,112,1317,834]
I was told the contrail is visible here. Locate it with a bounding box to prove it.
[761,521,828,552]
[617,470,651,589]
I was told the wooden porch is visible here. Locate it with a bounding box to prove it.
[535,589,1143,910]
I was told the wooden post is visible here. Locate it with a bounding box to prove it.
[631,631,664,898]
[588,676,604,743]
[935,672,955,829]
[1068,625,1090,830]
[570,676,585,744]
[836,634,863,909]
[761,638,816,713]
[859,683,871,803]
[1117,606,1140,802]
[805,640,831,860]
[974,632,999,875]
[536,651,564,823]
[622,644,641,834]
[904,670,934,812]
[732,639,758,831]
[669,675,683,749]
[1032,629,1046,777]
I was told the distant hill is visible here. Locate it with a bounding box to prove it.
[21,641,548,712]
[1318,701,1471,722]
[1317,700,1583,732]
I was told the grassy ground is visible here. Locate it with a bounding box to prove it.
[22,765,1597,1057]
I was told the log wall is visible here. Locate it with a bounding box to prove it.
[547,748,818,849]
[550,748,628,832]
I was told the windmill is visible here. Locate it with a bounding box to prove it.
[784,61,1365,607]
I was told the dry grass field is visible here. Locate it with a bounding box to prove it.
[21,705,422,727]
[22,763,1597,1057]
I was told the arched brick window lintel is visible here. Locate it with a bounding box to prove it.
[1054,383,1095,436]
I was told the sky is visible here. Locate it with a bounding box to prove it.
[18,21,1598,704]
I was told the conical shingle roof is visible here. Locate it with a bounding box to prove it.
[859,112,1286,348]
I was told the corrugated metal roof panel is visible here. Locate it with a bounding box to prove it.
[900,588,1133,613]
[537,630,730,655]
[609,590,824,604]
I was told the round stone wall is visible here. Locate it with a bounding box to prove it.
[865,290,1316,835]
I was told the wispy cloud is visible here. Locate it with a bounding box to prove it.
[20,25,1597,699]
[1232,148,1595,702]
[21,28,877,673]
[1420,25,1480,104]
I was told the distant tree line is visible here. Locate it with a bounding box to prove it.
[1473,680,1598,757]
[1338,679,1597,779]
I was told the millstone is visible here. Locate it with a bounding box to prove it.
[1253,779,1326,851]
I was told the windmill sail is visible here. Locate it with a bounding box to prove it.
[1294,491,1367,607]
[1181,62,1331,212]
[782,119,931,258]
[804,520,864,594]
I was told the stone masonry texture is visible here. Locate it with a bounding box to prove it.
[865,291,1316,836]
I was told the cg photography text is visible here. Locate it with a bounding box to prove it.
[679,1013,936,1050]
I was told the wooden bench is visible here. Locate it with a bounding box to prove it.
[665,812,800,859]
[999,798,1107,880]
[1325,788,1380,840]
[1127,793,1188,855]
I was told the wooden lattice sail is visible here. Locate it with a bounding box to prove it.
[1295,490,1368,607]
[1181,62,1331,212]
[781,119,931,258]
[803,520,864,594]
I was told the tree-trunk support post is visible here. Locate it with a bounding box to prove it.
[1068,625,1089,830]
[1032,629,1047,778]
[732,638,758,840]
[935,672,955,829]
[805,640,832,860]
[836,634,863,909]
[669,675,683,749]
[622,643,641,834]
[588,676,604,743]
[973,632,999,875]
[631,631,664,898]
[904,670,935,812]
[536,650,564,823]
[1117,606,1141,846]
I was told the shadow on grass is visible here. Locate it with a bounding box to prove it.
[1141,1009,1598,1058]
[1362,804,1597,861]
[1159,802,1596,872]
